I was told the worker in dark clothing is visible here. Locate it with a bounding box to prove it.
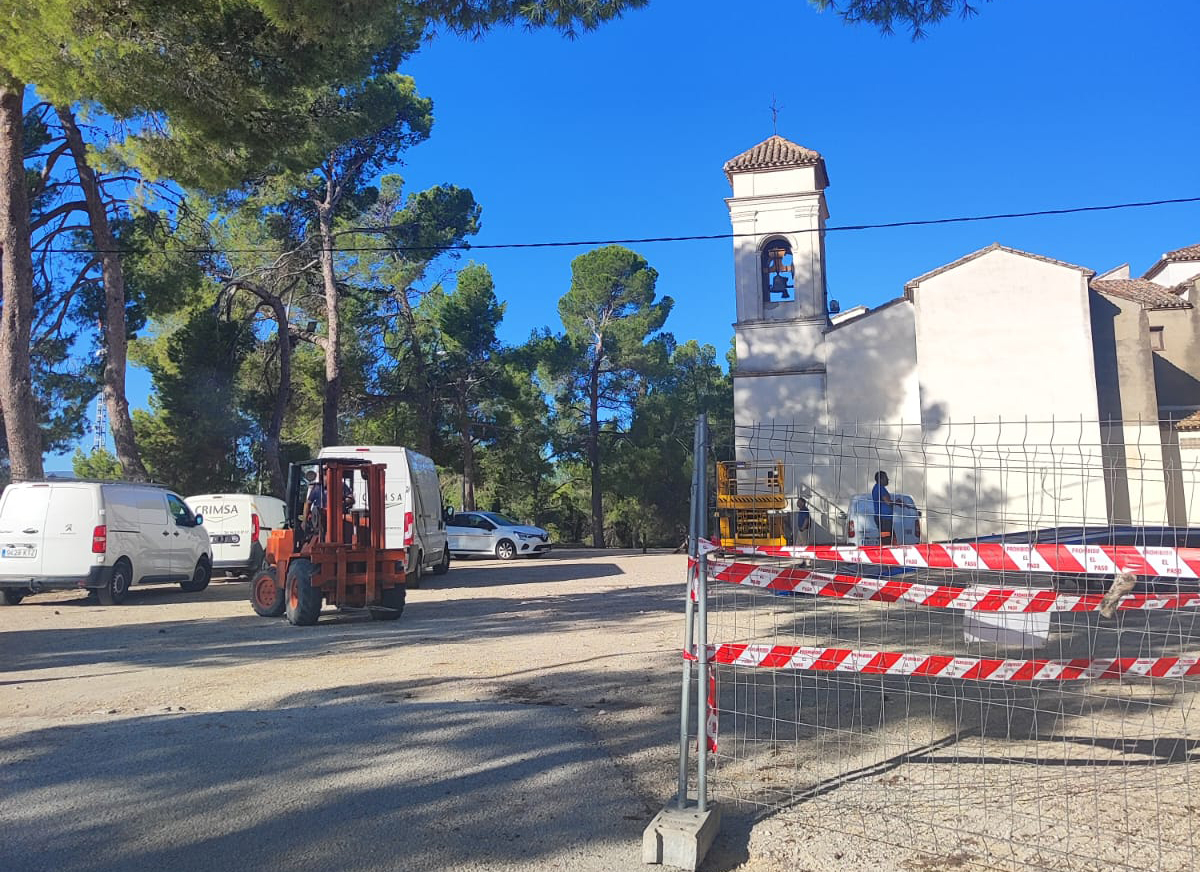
[871,470,898,545]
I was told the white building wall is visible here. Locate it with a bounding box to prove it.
[908,249,1110,538]
[1178,433,1200,526]
[1146,261,1200,287]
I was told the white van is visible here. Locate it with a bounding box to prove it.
[184,493,286,578]
[0,481,212,605]
[846,493,922,546]
[317,445,450,585]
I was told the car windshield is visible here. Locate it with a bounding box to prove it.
[480,512,519,527]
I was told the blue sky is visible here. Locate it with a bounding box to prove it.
[56,0,1200,464]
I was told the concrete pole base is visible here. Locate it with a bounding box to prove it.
[642,802,722,870]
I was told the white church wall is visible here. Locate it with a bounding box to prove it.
[912,248,1100,422]
[909,248,1110,538]
[730,199,826,324]
[825,300,921,427]
[734,319,827,372]
[729,165,823,199]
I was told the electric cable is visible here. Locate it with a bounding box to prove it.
[38,194,1200,257]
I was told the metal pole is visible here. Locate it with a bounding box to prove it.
[695,412,710,812]
[676,415,704,808]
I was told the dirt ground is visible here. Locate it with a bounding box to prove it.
[6,551,1195,872]
[2,549,770,872]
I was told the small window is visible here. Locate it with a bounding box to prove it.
[1150,326,1165,351]
[167,493,196,526]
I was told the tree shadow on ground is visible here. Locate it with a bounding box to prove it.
[0,694,650,872]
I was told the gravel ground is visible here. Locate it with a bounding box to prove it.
[0,550,734,872]
[7,551,1194,872]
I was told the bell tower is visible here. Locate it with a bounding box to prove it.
[725,135,831,425]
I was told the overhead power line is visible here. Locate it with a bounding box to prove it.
[42,194,1200,256]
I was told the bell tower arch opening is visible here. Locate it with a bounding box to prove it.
[761,237,795,304]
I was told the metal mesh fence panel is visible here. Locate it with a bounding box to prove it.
[699,417,1200,871]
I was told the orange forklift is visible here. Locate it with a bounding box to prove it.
[249,458,409,626]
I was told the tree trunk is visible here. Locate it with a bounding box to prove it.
[229,280,291,497]
[588,364,603,548]
[317,207,340,446]
[0,83,43,481]
[264,297,291,497]
[57,107,148,480]
[460,402,475,511]
[397,300,433,455]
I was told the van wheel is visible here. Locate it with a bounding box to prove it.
[2,589,28,605]
[285,558,322,626]
[97,560,132,606]
[406,551,423,589]
[432,546,450,576]
[495,539,517,560]
[181,557,211,593]
[250,567,285,617]
[245,542,265,578]
[371,585,406,620]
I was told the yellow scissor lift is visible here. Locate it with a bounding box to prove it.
[715,460,788,548]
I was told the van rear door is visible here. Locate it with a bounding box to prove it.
[40,485,99,578]
[190,495,247,565]
[0,485,50,577]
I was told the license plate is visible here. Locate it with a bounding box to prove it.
[1,545,36,558]
[211,534,240,545]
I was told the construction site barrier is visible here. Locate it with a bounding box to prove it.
[730,540,1200,578]
[700,557,1200,612]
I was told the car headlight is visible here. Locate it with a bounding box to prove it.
[517,532,536,539]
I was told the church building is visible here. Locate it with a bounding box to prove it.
[725,135,1200,538]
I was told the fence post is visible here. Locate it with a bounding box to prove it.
[695,412,710,812]
[676,415,702,807]
[645,412,722,868]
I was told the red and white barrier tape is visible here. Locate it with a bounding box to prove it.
[700,644,1200,681]
[721,539,1200,579]
[700,558,1200,613]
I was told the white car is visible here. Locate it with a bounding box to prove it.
[845,493,922,546]
[446,511,551,560]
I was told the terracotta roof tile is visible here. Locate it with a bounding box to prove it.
[1143,242,1200,280]
[1164,243,1200,262]
[724,135,827,183]
[1091,278,1192,309]
[1173,272,1200,294]
[1177,410,1200,432]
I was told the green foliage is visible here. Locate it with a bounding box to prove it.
[606,340,732,546]
[551,245,674,545]
[809,0,987,37]
[71,448,123,481]
[134,310,255,493]
[3,0,748,533]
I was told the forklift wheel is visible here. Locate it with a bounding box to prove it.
[285,559,323,626]
[250,567,285,618]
